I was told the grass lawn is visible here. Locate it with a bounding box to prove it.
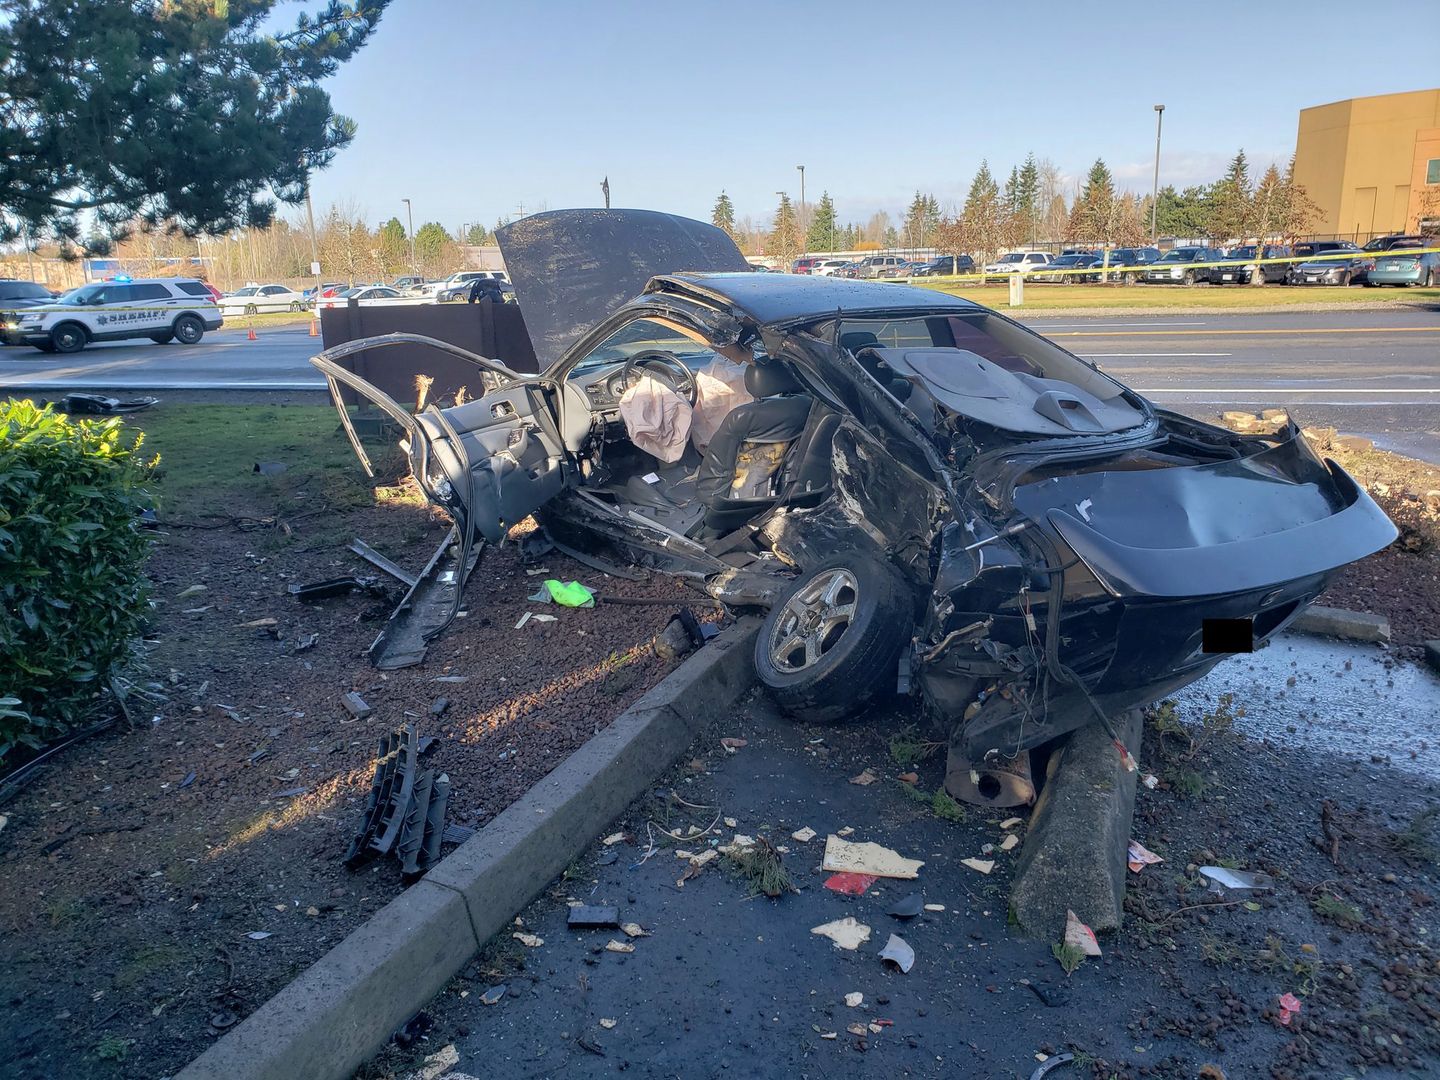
[121,404,406,526]
[910,280,1440,311]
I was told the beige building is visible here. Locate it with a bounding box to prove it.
[1292,88,1440,238]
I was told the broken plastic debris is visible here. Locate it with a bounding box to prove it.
[836,826,855,837]
[1277,992,1302,1026]
[601,832,626,846]
[791,826,817,843]
[961,858,995,875]
[849,768,878,786]
[846,1022,867,1036]
[479,985,506,1007]
[720,737,747,752]
[824,872,879,896]
[879,933,915,973]
[923,903,945,912]
[1127,840,1164,873]
[1000,834,1020,852]
[811,918,872,951]
[690,849,718,867]
[620,922,648,938]
[512,932,544,947]
[1063,910,1101,957]
[844,992,864,1007]
[604,939,635,954]
[723,817,737,828]
[887,893,924,919]
[1000,817,1023,829]
[896,771,918,784]
[543,579,595,607]
[245,931,272,940]
[820,1031,838,1040]
[514,612,533,630]
[1142,773,1159,790]
[1199,866,1274,892]
[532,613,557,623]
[822,835,923,879]
[599,1018,617,1030]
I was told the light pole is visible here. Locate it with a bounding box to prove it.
[796,165,806,246]
[21,221,35,281]
[402,197,416,275]
[1150,104,1165,243]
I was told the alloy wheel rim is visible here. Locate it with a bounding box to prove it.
[769,568,859,674]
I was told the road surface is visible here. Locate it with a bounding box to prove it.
[3,308,1437,462]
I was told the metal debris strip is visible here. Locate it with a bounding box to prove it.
[349,538,419,589]
[344,724,452,879]
[368,527,484,670]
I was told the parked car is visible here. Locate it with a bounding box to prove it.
[1210,245,1292,285]
[910,255,976,277]
[1031,254,1104,283]
[852,255,910,279]
[314,285,435,310]
[422,271,511,302]
[1286,253,1373,286]
[390,275,427,291]
[219,284,307,315]
[1364,249,1440,287]
[792,257,826,275]
[1361,235,1431,253]
[877,260,927,279]
[811,259,855,277]
[1291,240,1361,260]
[1138,246,1226,285]
[313,208,1395,808]
[3,277,222,353]
[983,252,1053,278]
[1096,248,1160,282]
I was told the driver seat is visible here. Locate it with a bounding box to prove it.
[695,360,811,533]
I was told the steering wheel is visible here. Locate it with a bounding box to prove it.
[621,349,698,406]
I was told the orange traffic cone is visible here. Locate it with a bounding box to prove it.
[247,327,257,341]
[309,319,319,337]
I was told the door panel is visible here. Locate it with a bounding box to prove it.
[412,383,567,543]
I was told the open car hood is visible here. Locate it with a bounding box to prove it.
[495,209,749,369]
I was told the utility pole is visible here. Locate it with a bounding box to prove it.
[601,177,611,209]
[402,197,416,275]
[21,221,35,281]
[1150,104,1165,243]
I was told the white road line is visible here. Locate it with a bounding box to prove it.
[1138,388,1440,394]
[1080,352,1231,357]
[1029,320,1209,328]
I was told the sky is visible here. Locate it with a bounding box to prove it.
[303,0,1439,234]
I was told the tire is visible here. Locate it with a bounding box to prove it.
[1183,270,1196,287]
[290,301,303,312]
[755,552,914,724]
[1338,272,1350,287]
[244,303,258,316]
[1425,269,1436,288]
[50,323,86,354]
[173,314,204,345]
[149,332,175,344]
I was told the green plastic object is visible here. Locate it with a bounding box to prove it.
[544,579,595,608]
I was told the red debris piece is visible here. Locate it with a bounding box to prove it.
[824,872,879,895]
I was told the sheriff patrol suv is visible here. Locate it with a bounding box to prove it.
[4,277,223,353]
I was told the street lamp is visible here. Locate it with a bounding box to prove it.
[1150,105,1165,243]
[402,197,417,275]
[796,164,806,243]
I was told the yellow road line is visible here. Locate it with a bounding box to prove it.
[1050,326,1440,338]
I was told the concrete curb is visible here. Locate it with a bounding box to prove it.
[1290,604,1391,644]
[176,617,762,1080]
[1009,709,1144,941]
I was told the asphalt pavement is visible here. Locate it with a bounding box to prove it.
[3,307,1436,463]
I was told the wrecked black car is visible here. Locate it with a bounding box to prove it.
[313,209,1397,808]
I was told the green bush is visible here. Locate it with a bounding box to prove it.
[0,400,154,756]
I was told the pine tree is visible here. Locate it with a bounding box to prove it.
[712,191,737,240]
[464,223,490,246]
[1068,159,1118,243]
[377,217,408,276]
[1207,150,1254,241]
[807,192,838,252]
[1016,155,1040,223]
[414,222,455,275]
[903,192,938,250]
[1,0,391,251]
[960,161,1002,258]
[770,193,801,267]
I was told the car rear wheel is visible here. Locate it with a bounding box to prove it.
[290,301,303,312]
[173,314,204,345]
[50,323,87,353]
[1425,269,1436,288]
[755,552,914,724]
[1338,272,1351,286]
[1183,270,1197,286]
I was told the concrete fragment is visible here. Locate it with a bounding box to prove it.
[821,835,923,879]
[341,692,373,720]
[1010,709,1144,939]
[1290,604,1390,644]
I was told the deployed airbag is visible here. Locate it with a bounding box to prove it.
[690,357,754,452]
[618,374,693,463]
